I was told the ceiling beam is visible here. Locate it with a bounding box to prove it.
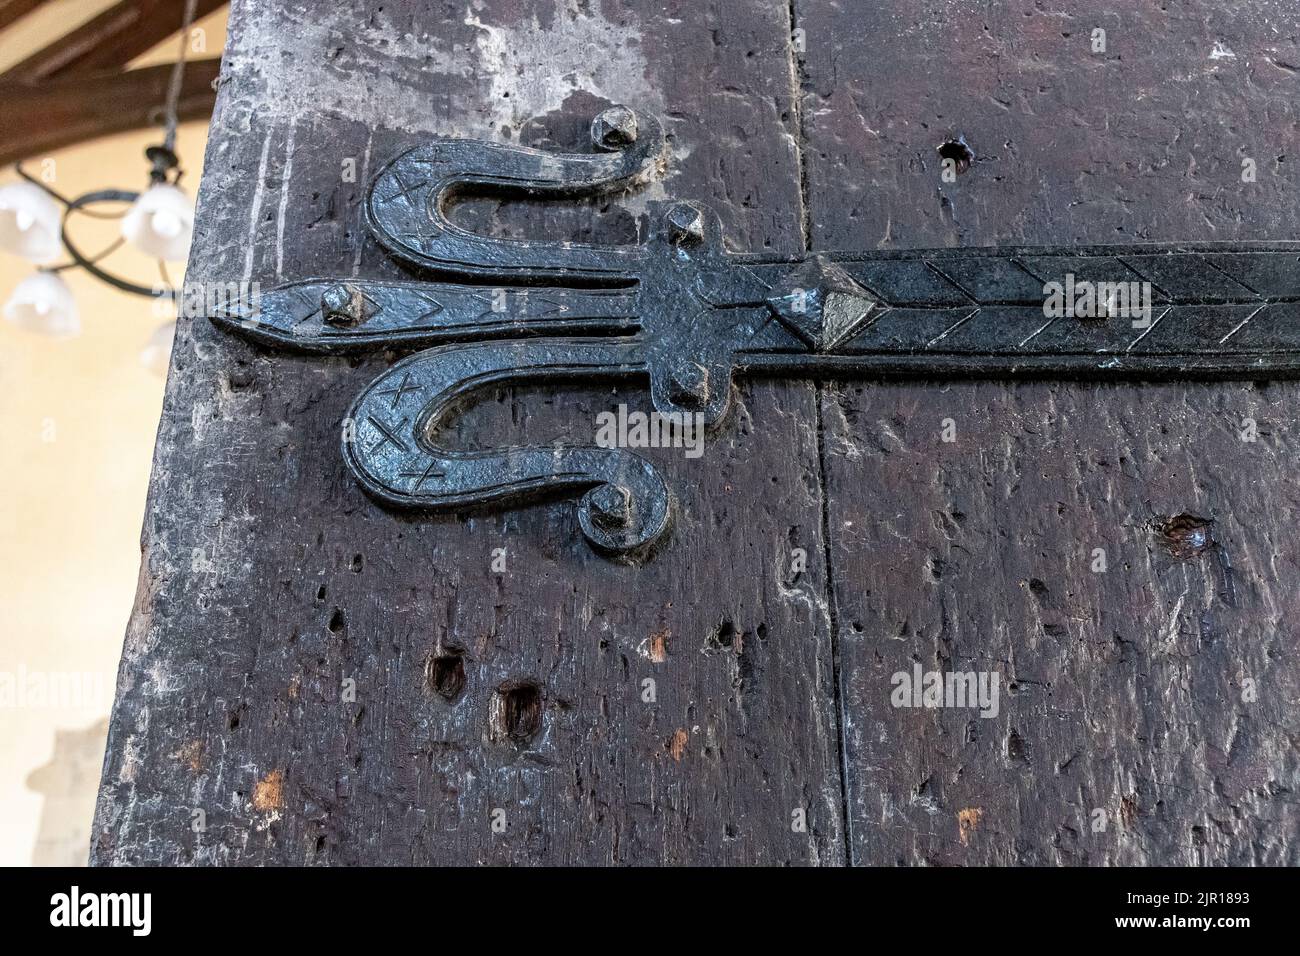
[0,57,221,168]
[0,0,53,32]
[3,0,226,82]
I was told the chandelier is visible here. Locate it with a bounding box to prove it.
[0,0,200,372]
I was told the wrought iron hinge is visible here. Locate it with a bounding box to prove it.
[212,106,1300,557]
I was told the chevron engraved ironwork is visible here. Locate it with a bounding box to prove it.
[211,106,1300,558]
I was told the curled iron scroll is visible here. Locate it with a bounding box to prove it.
[344,338,670,554]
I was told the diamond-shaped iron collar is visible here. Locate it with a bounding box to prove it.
[764,256,879,352]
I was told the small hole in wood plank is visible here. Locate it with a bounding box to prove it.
[426,648,466,701]
[705,618,737,651]
[328,608,346,633]
[1151,512,1215,560]
[492,681,543,743]
[225,366,255,391]
[1006,728,1028,763]
[937,137,974,175]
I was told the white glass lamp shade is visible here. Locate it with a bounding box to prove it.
[139,320,177,377]
[3,271,80,338]
[121,183,194,261]
[0,181,62,263]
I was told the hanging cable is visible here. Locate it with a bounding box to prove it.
[162,0,199,157]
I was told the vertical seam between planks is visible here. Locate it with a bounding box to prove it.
[814,388,854,866]
[784,0,812,251]
[785,0,854,867]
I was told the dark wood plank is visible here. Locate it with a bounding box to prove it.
[2,0,226,82]
[0,58,219,167]
[92,0,845,865]
[797,0,1300,864]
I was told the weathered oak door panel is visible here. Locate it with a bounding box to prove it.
[93,0,845,865]
[801,2,1300,864]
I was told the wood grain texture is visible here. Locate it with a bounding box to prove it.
[797,0,1300,864]
[93,0,1300,867]
[92,0,845,865]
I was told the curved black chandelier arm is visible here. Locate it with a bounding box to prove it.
[7,2,199,303]
[11,163,181,300]
[13,161,76,208]
[61,189,179,299]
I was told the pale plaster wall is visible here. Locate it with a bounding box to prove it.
[0,5,228,866]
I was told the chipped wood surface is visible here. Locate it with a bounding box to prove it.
[94,0,1299,865]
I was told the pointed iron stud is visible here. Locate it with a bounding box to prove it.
[591,106,639,150]
[765,256,878,352]
[665,201,706,245]
[321,283,380,328]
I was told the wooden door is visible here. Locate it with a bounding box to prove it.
[93,0,1300,865]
